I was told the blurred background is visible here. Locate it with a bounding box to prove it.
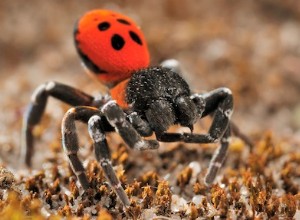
[0,0,300,165]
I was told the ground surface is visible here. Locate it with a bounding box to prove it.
[0,1,299,219]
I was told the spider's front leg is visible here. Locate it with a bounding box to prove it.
[157,87,233,185]
[22,81,95,166]
[62,105,130,207]
[87,115,130,206]
[192,87,233,185]
[62,102,159,207]
[62,106,103,189]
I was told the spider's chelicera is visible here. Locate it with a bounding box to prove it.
[22,9,234,208]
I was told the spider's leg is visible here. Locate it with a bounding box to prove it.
[157,88,233,185]
[62,106,130,206]
[230,121,254,149]
[205,126,230,185]
[192,88,254,151]
[22,81,94,166]
[156,87,233,143]
[193,88,233,185]
[101,100,159,151]
[160,59,182,74]
[62,106,100,190]
[88,115,130,207]
[196,87,233,142]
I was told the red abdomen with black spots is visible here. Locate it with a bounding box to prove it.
[74,10,150,86]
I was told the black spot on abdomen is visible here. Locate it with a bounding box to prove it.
[129,31,142,45]
[98,22,110,31]
[117,19,131,25]
[111,34,125,50]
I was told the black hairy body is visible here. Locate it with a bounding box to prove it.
[126,67,198,133]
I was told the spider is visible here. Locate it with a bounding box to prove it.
[22,9,236,207]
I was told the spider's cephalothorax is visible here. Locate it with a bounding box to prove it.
[22,9,235,208]
[127,67,198,134]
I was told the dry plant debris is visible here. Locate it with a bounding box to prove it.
[0,132,298,219]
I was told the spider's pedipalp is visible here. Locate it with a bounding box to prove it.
[174,96,198,130]
[101,100,159,151]
[128,112,153,137]
[190,94,206,117]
